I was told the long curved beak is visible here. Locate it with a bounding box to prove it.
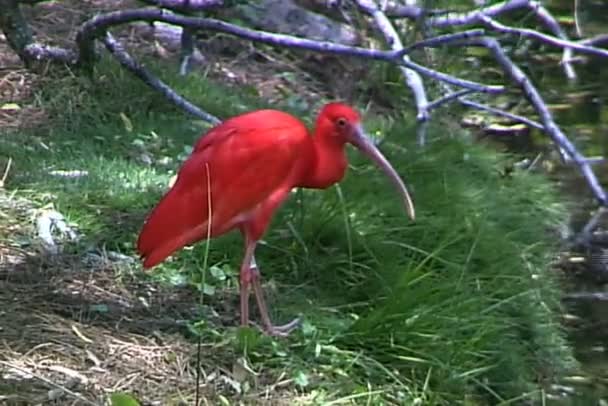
[350,125,415,221]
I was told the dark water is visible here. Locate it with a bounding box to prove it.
[486,1,608,403]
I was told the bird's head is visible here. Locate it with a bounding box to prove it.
[317,102,416,221]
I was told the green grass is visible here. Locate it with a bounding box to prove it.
[0,58,576,404]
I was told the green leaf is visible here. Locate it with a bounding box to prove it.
[109,392,141,406]
[294,370,309,388]
[209,265,226,281]
[1,103,21,110]
[203,283,216,296]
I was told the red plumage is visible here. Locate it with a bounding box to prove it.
[136,103,415,335]
[137,109,310,268]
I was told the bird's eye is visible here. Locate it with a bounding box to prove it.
[336,117,347,128]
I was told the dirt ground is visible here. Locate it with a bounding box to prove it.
[0,190,289,404]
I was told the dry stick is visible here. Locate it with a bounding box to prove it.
[75,8,503,95]
[462,37,607,206]
[101,32,221,125]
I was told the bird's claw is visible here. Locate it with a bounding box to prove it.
[251,317,301,337]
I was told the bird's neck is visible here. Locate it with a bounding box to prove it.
[297,129,348,189]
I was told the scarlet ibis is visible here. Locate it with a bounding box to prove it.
[137,102,415,336]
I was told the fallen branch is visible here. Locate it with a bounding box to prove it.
[101,32,221,125]
[75,8,504,95]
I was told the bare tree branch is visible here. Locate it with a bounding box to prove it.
[355,0,429,122]
[101,32,221,125]
[75,8,504,95]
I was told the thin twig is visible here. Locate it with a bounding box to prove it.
[479,15,608,59]
[179,27,195,76]
[401,29,486,54]
[401,58,503,94]
[427,89,477,112]
[101,32,221,125]
[0,157,12,188]
[534,4,576,80]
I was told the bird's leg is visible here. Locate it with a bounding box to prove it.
[249,255,301,336]
[239,242,256,328]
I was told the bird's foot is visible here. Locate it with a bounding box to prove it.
[254,317,301,337]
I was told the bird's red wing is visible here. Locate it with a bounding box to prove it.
[137,112,310,269]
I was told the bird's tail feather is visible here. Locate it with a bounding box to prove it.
[137,185,210,269]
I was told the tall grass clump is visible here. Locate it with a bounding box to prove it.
[273,125,577,403]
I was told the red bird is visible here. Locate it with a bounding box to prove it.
[137,102,415,336]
